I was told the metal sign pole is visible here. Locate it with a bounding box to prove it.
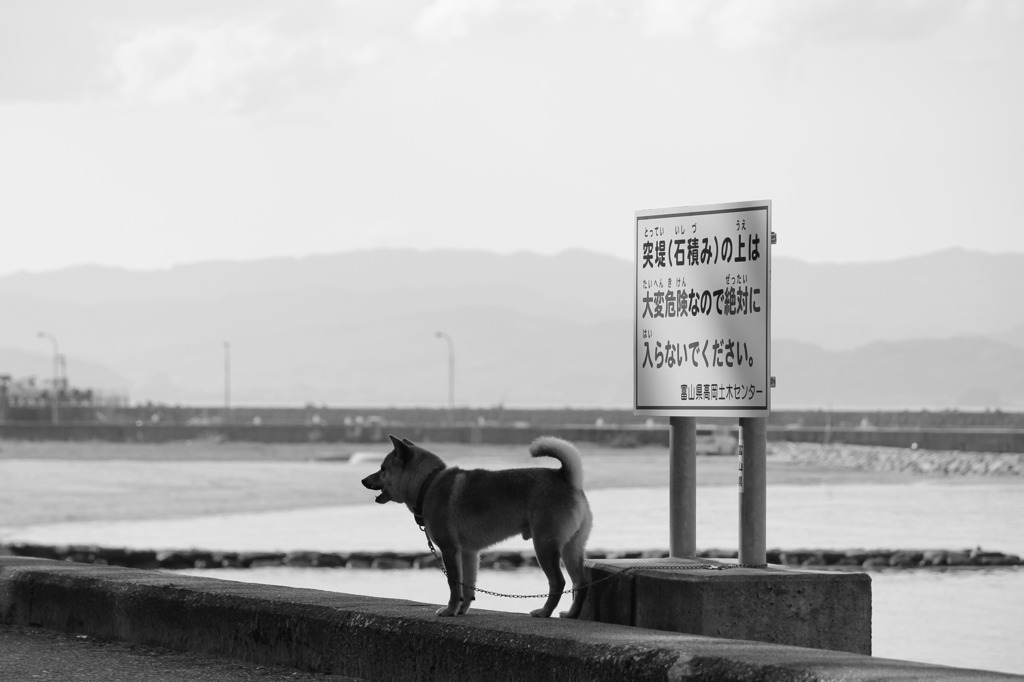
[669,416,697,558]
[739,417,767,565]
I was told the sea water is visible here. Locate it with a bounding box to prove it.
[11,483,1024,674]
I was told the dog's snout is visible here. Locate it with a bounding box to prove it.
[361,469,392,505]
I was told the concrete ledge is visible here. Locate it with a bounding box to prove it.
[0,557,1013,681]
[582,558,871,655]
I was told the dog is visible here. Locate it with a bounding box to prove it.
[361,435,592,618]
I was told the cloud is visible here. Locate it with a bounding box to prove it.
[637,0,1001,49]
[1,0,1018,109]
[112,20,348,111]
[411,0,590,41]
[108,5,385,112]
[407,0,1008,51]
[0,1,385,110]
[636,0,713,38]
[413,0,502,40]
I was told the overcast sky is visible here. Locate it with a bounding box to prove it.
[1,0,1022,276]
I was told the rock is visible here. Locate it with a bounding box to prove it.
[489,559,521,570]
[11,544,62,560]
[60,545,99,564]
[91,548,159,569]
[921,550,947,566]
[156,551,200,570]
[989,459,1013,475]
[413,554,440,569]
[346,557,373,569]
[862,557,890,569]
[240,552,286,568]
[312,553,346,568]
[889,551,923,567]
[284,551,320,567]
[372,556,413,569]
[945,551,971,566]
[971,552,1014,566]
[485,552,527,568]
[212,552,241,568]
[125,550,160,569]
[778,551,816,566]
[188,553,216,569]
[841,551,871,563]
[642,549,670,559]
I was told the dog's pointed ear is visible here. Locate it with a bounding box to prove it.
[402,438,415,446]
[388,434,411,462]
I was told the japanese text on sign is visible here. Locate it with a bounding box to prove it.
[634,201,771,417]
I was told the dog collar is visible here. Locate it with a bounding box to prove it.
[412,467,443,529]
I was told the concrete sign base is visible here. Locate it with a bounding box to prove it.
[580,558,871,655]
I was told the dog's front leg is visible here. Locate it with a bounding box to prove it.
[456,550,479,615]
[436,544,463,617]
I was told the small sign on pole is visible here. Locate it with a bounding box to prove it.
[634,200,771,417]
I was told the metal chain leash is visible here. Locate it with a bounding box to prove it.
[421,529,766,600]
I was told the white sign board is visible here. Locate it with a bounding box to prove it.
[634,200,771,417]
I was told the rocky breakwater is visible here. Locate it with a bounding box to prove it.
[774,442,1024,476]
[771,547,1022,570]
[2,543,1020,572]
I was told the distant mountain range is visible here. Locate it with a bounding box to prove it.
[1,247,1022,409]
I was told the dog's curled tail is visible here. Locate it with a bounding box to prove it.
[529,437,584,490]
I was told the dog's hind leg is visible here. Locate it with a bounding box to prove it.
[559,523,590,618]
[436,543,464,617]
[457,549,478,615]
[529,540,566,618]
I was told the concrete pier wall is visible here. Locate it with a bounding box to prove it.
[1,557,1014,681]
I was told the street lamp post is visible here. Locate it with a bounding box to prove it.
[435,331,454,425]
[0,374,11,423]
[37,331,60,424]
[223,341,231,426]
